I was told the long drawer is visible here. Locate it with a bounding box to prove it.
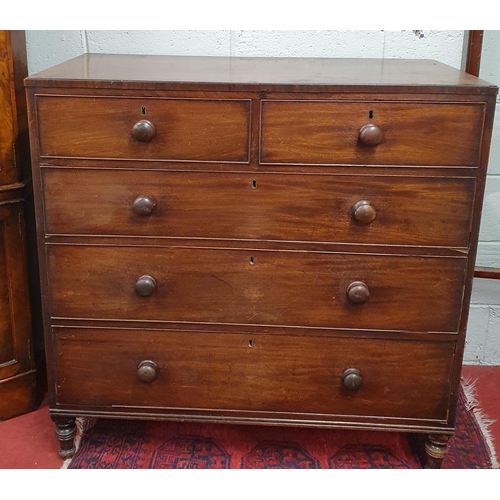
[42,168,474,248]
[47,245,465,333]
[261,100,484,166]
[54,328,454,421]
[36,96,251,162]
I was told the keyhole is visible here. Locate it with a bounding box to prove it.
[248,340,253,348]
[249,256,255,265]
[369,110,373,119]
[141,106,147,116]
[252,179,257,189]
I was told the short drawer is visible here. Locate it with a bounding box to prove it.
[54,328,454,421]
[36,95,250,162]
[261,100,484,167]
[42,168,474,248]
[47,245,465,333]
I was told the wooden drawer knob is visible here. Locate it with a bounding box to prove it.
[134,275,157,297]
[352,200,376,225]
[132,120,156,142]
[133,195,156,216]
[358,123,382,146]
[137,360,158,383]
[347,281,370,304]
[342,368,363,391]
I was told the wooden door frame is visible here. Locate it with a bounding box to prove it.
[466,30,484,77]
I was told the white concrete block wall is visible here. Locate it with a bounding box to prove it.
[24,30,500,364]
[25,30,467,74]
[466,31,500,366]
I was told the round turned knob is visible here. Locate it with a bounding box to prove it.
[342,368,363,391]
[133,195,156,216]
[347,281,370,304]
[134,275,157,297]
[137,360,158,383]
[352,200,376,225]
[358,123,383,147]
[132,120,156,142]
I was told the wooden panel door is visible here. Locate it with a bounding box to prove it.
[0,197,37,419]
[0,30,43,420]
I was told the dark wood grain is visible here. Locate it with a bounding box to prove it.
[41,168,475,248]
[465,31,484,77]
[425,434,451,469]
[0,30,30,185]
[51,415,76,458]
[0,30,40,421]
[261,100,484,166]
[47,244,465,333]
[36,95,251,162]
[0,198,37,420]
[54,328,455,421]
[24,54,497,94]
[358,123,383,147]
[0,201,33,374]
[474,267,500,280]
[24,55,498,462]
[447,93,499,430]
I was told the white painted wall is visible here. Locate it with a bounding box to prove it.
[24,30,500,364]
[25,30,467,74]
[466,30,500,365]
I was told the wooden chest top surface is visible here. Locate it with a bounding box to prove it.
[25,53,498,94]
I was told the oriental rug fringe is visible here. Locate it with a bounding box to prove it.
[64,380,498,469]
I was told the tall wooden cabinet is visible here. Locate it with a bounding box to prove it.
[0,30,43,420]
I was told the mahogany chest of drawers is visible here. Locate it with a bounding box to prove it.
[25,54,498,467]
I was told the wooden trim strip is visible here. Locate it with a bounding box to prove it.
[466,30,484,77]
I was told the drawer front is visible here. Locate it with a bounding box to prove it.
[36,96,250,162]
[55,329,454,421]
[47,245,465,333]
[42,168,474,248]
[261,100,484,166]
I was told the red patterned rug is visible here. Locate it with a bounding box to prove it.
[65,384,497,469]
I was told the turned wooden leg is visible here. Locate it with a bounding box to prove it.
[424,433,451,469]
[51,415,77,459]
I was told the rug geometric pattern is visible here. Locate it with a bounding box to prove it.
[67,389,495,469]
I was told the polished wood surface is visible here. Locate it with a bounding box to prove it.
[346,281,370,305]
[351,200,377,225]
[131,119,156,143]
[24,54,497,93]
[261,100,484,166]
[36,96,251,162]
[54,328,454,421]
[466,31,484,77]
[0,201,28,367]
[51,415,76,458]
[134,275,157,298]
[0,196,36,420]
[474,267,500,280]
[341,367,363,391]
[358,123,383,147]
[425,434,452,469]
[41,168,474,248]
[47,244,465,333]
[0,31,29,184]
[0,30,41,421]
[136,360,159,383]
[25,55,498,466]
